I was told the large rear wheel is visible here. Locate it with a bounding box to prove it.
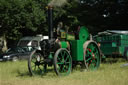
[54,48,72,76]
[83,40,101,70]
[28,50,47,76]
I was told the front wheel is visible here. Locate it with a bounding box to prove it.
[28,50,47,76]
[54,48,72,76]
[83,40,101,70]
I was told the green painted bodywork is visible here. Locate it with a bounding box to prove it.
[70,40,84,61]
[97,34,128,56]
[65,26,90,61]
[60,41,68,48]
[79,26,89,41]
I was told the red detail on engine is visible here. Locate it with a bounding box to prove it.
[89,49,91,52]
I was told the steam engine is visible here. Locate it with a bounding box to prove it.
[28,6,101,76]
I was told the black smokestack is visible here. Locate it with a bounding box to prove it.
[48,6,53,39]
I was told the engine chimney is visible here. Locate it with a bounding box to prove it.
[48,6,53,40]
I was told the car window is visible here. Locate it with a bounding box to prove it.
[31,40,38,47]
[6,47,25,53]
[22,46,34,52]
[18,40,30,47]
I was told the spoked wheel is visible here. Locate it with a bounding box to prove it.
[83,40,101,70]
[54,48,72,76]
[28,50,47,76]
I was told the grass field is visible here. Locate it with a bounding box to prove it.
[0,59,128,85]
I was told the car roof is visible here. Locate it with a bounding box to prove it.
[97,30,128,36]
[19,36,43,41]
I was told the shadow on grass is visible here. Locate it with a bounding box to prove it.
[16,68,57,78]
[102,58,126,64]
[16,70,30,77]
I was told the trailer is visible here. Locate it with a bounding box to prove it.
[94,30,128,60]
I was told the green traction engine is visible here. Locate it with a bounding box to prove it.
[28,6,101,76]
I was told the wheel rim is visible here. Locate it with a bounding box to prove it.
[12,57,18,61]
[84,41,100,70]
[54,48,72,76]
[28,51,46,76]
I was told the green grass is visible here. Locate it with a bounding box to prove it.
[0,59,128,85]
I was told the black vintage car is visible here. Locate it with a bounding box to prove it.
[0,46,35,61]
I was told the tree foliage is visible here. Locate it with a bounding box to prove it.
[0,0,67,40]
[67,0,128,34]
[0,0,128,45]
[0,0,47,40]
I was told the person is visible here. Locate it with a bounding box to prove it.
[55,22,63,43]
[56,22,63,36]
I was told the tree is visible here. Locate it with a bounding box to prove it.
[0,0,49,48]
[0,0,128,49]
[0,0,48,39]
[64,0,128,34]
